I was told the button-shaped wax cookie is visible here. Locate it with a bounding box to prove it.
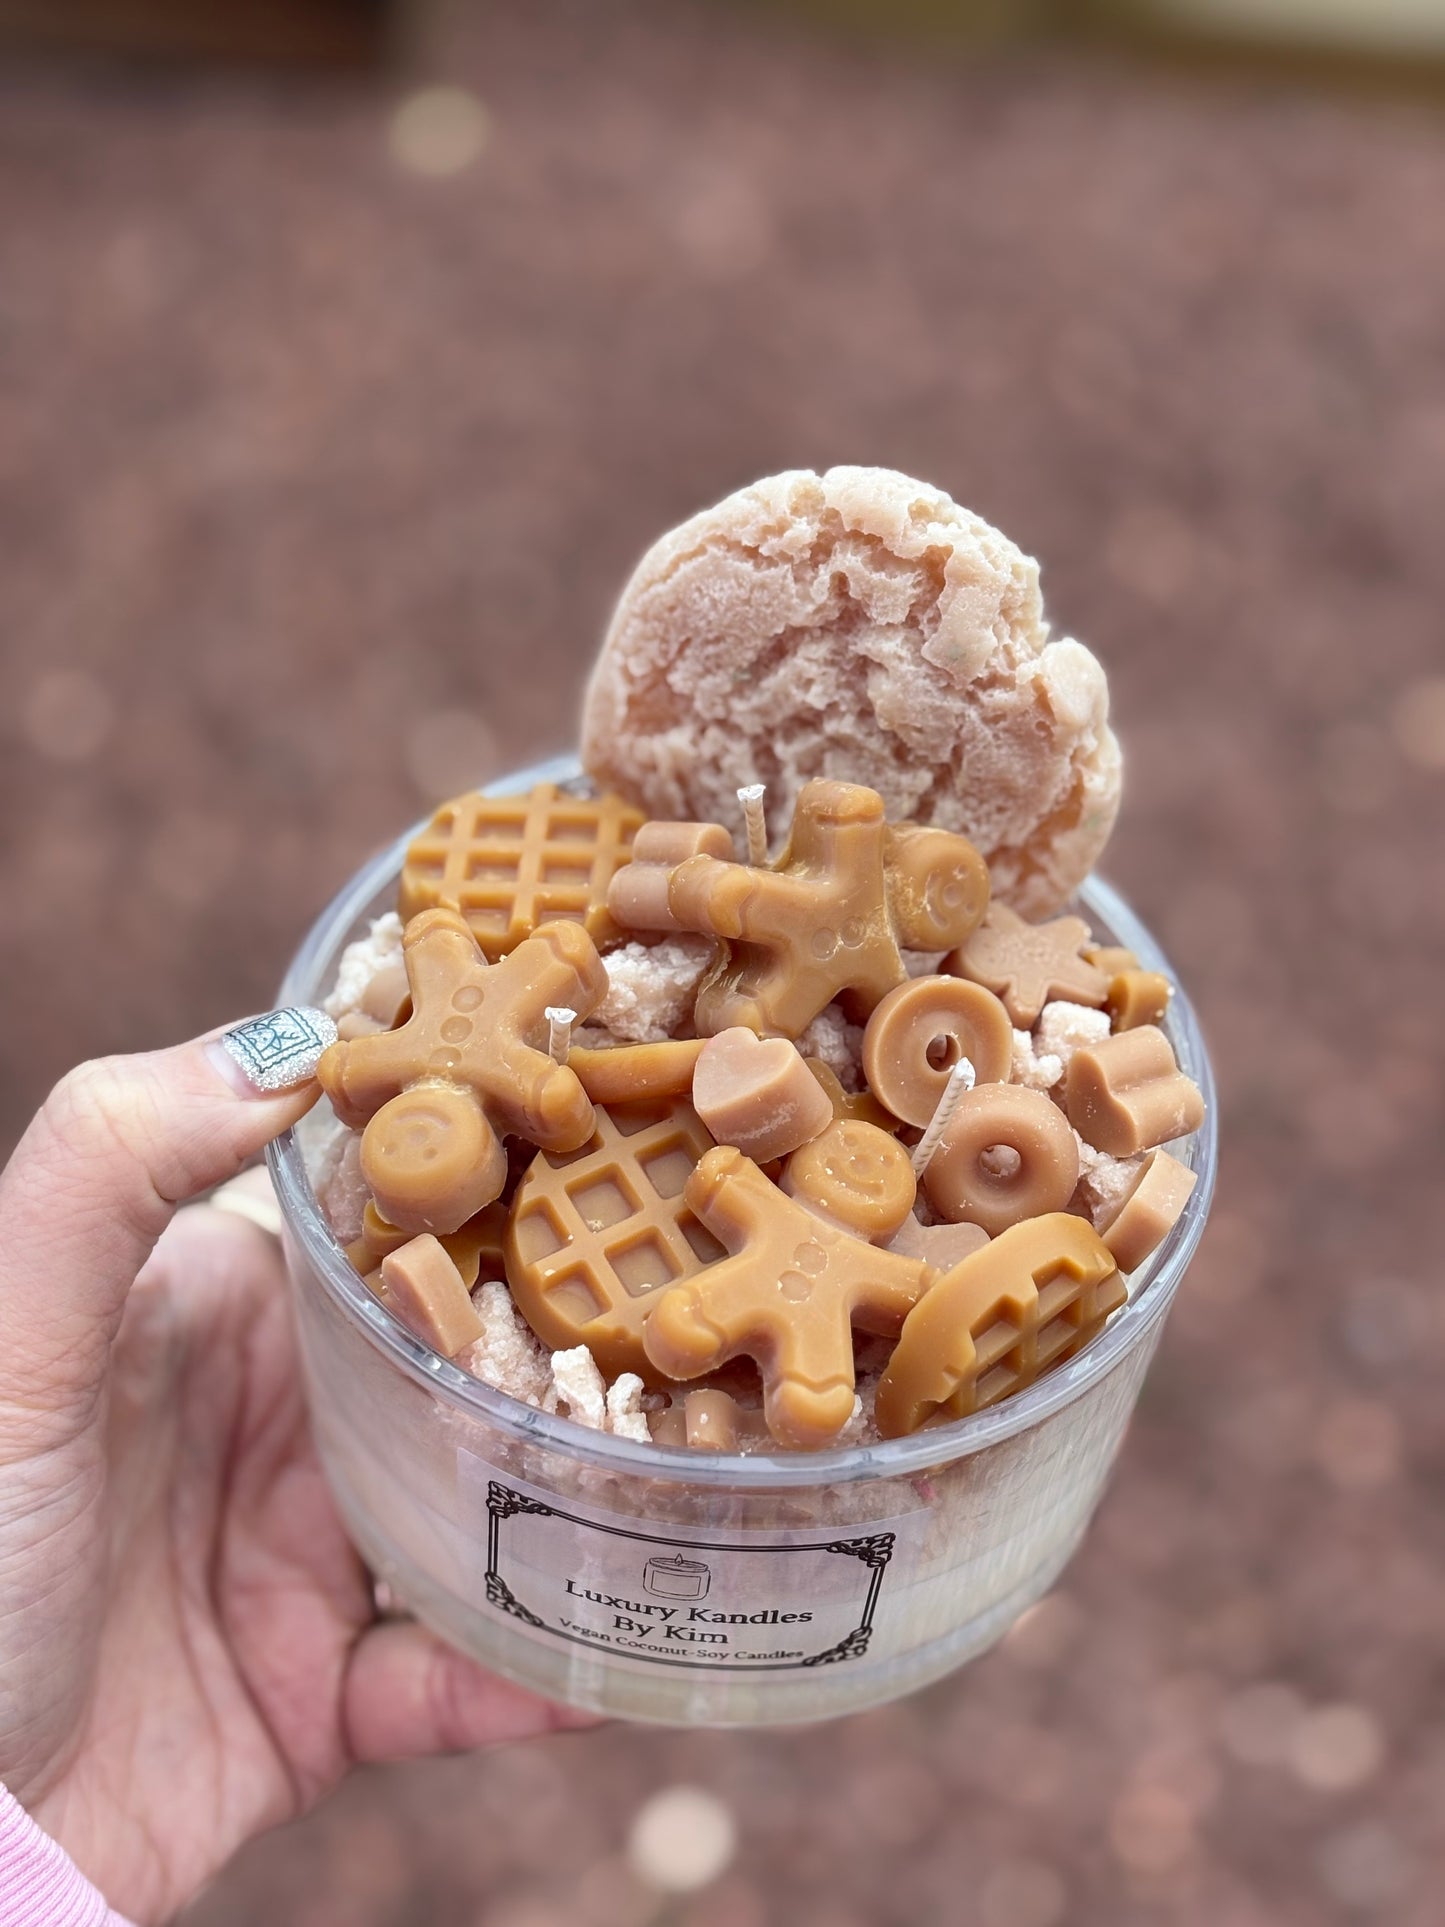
[643,1146,933,1449]
[1065,1024,1204,1156]
[318,908,607,1237]
[875,1214,1125,1436]
[692,1028,834,1163]
[665,780,989,1038]
[952,902,1107,1028]
[505,1098,724,1380]
[400,783,645,961]
[861,975,1013,1127]
[782,1117,917,1241]
[921,1083,1079,1237]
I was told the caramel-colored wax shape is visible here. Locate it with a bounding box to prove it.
[400,782,644,962]
[643,1146,932,1448]
[664,780,989,1038]
[505,1098,724,1380]
[650,1388,765,1452]
[803,1058,903,1134]
[317,908,607,1237]
[861,975,1013,1128]
[782,1117,917,1241]
[607,819,735,933]
[335,961,412,1041]
[875,1214,1126,1437]
[348,1197,507,1289]
[1097,1147,1197,1272]
[1084,944,1138,977]
[921,1083,1079,1237]
[1106,969,1172,1032]
[1065,1024,1204,1157]
[373,1235,485,1358]
[570,1038,706,1106]
[952,901,1108,1028]
[887,1215,990,1269]
[692,1028,835,1163]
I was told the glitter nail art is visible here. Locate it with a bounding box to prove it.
[219,1007,338,1092]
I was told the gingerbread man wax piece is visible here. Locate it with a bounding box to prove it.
[667,779,990,1040]
[642,1146,932,1449]
[951,901,1107,1028]
[318,907,607,1238]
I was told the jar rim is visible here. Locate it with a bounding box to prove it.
[267,754,1218,1490]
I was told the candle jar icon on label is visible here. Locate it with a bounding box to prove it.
[644,1553,712,1600]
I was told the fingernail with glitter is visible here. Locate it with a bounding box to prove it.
[209,1007,339,1095]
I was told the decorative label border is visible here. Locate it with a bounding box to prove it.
[485,1480,895,1670]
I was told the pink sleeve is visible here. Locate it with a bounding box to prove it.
[0,1784,136,1926]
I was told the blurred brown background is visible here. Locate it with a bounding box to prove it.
[2,1,1444,1922]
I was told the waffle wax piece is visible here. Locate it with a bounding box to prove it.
[505,1097,724,1380]
[607,820,735,933]
[875,1214,1126,1437]
[399,782,645,961]
[660,778,989,1038]
[921,1083,1080,1237]
[643,1140,932,1448]
[317,908,607,1236]
[691,1028,835,1163]
[1096,1147,1197,1273]
[952,902,1107,1028]
[861,975,1012,1127]
[1065,1024,1205,1156]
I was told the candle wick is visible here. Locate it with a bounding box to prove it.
[545,1006,576,1065]
[738,784,768,867]
[911,1058,976,1177]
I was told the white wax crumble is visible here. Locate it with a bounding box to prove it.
[796,1003,866,1091]
[310,1116,368,1244]
[1035,999,1112,1066]
[905,949,948,978]
[323,912,404,1020]
[606,1373,652,1443]
[1073,1132,1146,1226]
[546,1345,609,1429]
[1011,1027,1064,1091]
[597,937,714,1042]
[459,1282,554,1407]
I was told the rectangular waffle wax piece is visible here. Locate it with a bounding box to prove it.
[400,783,645,961]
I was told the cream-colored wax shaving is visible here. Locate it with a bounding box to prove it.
[594,936,715,1043]
[323,913,404,1021]
[1035,999,1113,1067]
[1072,1132,1148,1229]
[546,1346,609,1429]
[459,1281,555,1408]
[1010,1027,1065,1092]
[796,1004,866,1092]
[582,466,1120,917]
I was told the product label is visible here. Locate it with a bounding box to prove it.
[460,1464,920,1672]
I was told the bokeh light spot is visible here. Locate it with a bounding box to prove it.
[389,87,490,178]
[627,1785,736,1894]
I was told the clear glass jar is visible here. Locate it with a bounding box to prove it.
[267,757,1217,1727]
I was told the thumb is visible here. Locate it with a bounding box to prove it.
[0,1008,336,1406]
